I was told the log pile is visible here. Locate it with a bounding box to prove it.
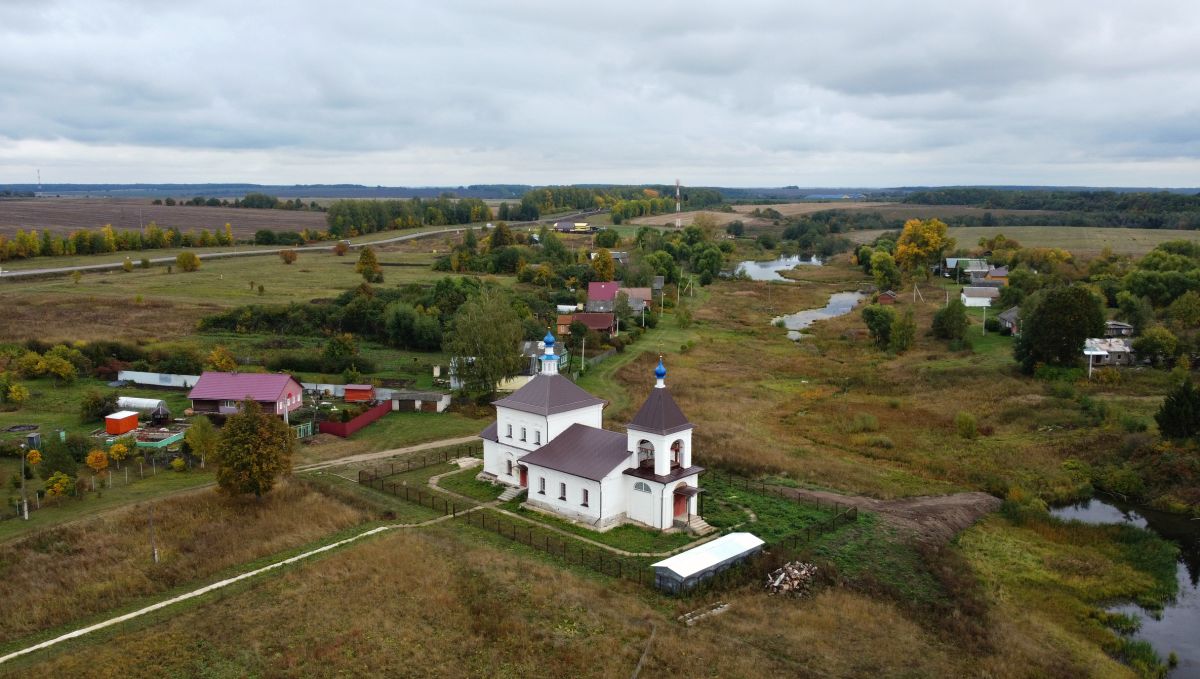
[765,561,818,597]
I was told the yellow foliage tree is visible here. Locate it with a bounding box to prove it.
[108,443,129,467]
[206,346,238,372]
[7,383,29,406]
[85,449,109,477]
[44,471,72,498]
[25,449,40,466]
[590,249,616,282]
[895,218,954,284]
[176,251,201,272]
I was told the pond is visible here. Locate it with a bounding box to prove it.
[772,291,866,340]
[1051,497,1200,677]
[736,254,822,282]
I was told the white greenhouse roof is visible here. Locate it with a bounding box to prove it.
[106,410,140,420]
[651,532,764,579]
[117,397,167,410]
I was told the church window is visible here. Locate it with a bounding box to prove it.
[538,477,546,494]
[581,488,589,507]
[520,427,527,442]
[506,460,513,476]
[633,481,651,493]
[506,424,512,438]
[558,482,566,500]
[535,430,541,444]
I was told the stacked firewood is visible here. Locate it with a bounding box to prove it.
[765,561,818,597]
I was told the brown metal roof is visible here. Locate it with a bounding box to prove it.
[518,423,629,481]
[623,464,704,484]
[492,374,605,416]
[627,388,691,436]
[480,421,499,442]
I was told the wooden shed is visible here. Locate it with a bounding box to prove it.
[105,410,139,436]
[343,384,375,403]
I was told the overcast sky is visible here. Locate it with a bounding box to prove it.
[1,0,1198,187]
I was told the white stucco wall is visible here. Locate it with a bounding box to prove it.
[483,439,530,484]
[546,404,603,439]
[524,466,605,525]
[494,406,550,452]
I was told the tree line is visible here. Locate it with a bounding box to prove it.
[151,192,323,211]
[324,196,493,237]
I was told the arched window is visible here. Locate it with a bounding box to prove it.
[637,440,654,467]
[633,481,652,493]
[671,440,684,466]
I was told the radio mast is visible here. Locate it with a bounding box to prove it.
[675,178,681,228]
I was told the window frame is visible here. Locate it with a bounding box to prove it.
[538,477,546,495]
[558,482,566,501]
[506,423,512,439]
[581,488,589,507]
[520,427,527,442]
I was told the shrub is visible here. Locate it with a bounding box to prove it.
[279,249,298,264]
[80,389,118,423]
[175,251,201,272]
[169,457,187,472]
[984,317,1000,332]
[848,412,879,433]
[955,411,977,439]
[1119,412,1148,433]
[865,434,894,449]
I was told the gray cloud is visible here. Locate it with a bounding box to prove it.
[0,0,1199,185]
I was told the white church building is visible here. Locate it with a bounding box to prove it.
[480,332,704,532]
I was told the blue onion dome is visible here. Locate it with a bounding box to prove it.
[655,357,667,379]
[543,331,556,348]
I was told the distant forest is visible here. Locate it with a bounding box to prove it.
[905,189,1200,229]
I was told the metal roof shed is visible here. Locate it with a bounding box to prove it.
[651,532,765,594]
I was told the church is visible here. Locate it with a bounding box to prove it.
[479,332,704,532]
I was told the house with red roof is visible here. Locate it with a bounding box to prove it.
[480,333,705,533]
[587,281,619,302]
[188,372,304,421]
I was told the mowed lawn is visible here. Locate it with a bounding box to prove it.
[848,225,1200,257]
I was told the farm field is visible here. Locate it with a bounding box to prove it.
[0,198,327,238]
[848,225,1200,257]
[0,248,509,343]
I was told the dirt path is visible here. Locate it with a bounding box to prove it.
[297,435,480,472]
[771,485,1001,543]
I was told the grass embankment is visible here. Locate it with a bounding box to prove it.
[435,466,505,502]
[0,479,369,647]
[296,411,484,465]
[1,520,986,678]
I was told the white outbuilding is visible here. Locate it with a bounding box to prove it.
[651,532,766,594]
[960,287,1000,308]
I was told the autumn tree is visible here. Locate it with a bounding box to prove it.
[443,288,525,398]
[7,383,29,407]
[184,415,218,467]
[279,249,298,264]
[1133,326,1178,367]
[206,345,238,372]
[85,449,109,478]
[488,222,515,249]
[1014,285,1105,373]
[355,246,383,283]
[895,219,953,295]
[870,251,902,292]
[44,471,72,499]
[107,443,130,468]
[176,251,201,272]
[591,248,616,282]
[332,241,349,256]
[214,398,294,499]
[1155,379,1200,440]
[80,389,118,422]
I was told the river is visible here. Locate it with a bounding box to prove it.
[1051,497,1199,677]
[771,291,866,340]
[736,254,822,282]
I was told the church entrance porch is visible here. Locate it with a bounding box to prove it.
[673,485,698,519]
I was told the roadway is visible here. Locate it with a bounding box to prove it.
[0,209,604,280]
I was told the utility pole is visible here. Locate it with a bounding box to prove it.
[19,446,28,520]
[148,505,159,564]
[982,306,987,336]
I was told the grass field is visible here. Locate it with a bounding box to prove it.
[296,411,485,465]
[848,225,1200,258]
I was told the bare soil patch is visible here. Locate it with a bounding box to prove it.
[0,198,327,238]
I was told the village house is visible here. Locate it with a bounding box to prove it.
[1085,337,1136,376]
[998,306,1021,335]
[961,287,1000,308]
[620,287,653,313]
[1105,320,1135,338]
[877,290,898,305]
[985,266,1009,285]
[188,372,304,422]
[585,281,620,312]
[557,312,617,337]
[480,334,706,533]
